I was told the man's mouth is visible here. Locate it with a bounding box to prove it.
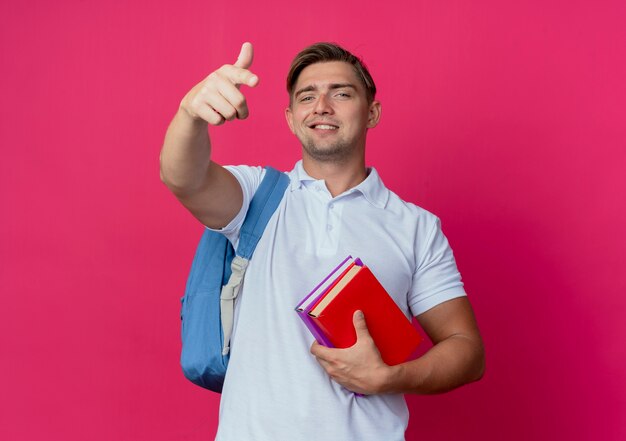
[308,123,339,130]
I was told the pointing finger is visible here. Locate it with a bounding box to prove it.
[219,65,258,88]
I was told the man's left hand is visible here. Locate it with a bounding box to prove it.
[310,310,392,395]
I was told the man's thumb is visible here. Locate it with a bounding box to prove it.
[353,310,370,338]
[234,42,254,69]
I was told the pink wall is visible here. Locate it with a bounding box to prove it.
[1,1,624,440]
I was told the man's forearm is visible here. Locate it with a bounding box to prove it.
[311,305,485,396]
[160,108,212,195]
[381,334,485,395]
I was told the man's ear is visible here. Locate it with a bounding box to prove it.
[285,106,296,134]
[367,100,381,128]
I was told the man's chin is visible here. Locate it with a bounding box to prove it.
[301,141,353,162]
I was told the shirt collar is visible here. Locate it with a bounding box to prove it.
[289,160,389,209]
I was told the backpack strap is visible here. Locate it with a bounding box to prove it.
[219,167,290,355]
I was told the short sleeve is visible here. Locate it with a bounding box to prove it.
[408,217,466,316]
[205,165,265,248]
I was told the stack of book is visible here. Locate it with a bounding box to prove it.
[295,256,423,366]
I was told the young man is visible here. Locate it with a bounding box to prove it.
[161,42,484,441]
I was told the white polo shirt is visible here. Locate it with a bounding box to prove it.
[213,160,466,441]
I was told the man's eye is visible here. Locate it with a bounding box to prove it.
[336,92,350,98]
[300,96,314,102]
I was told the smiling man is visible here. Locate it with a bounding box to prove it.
[160,42,484,441]
[286,60,378,167]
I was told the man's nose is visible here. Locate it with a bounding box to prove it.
[313,94,333,115]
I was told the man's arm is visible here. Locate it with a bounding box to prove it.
[159,42,259,229]
[310,297,485,395]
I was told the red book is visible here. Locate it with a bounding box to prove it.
[307,261,423,366]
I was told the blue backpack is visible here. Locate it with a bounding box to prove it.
[180,166,290,392]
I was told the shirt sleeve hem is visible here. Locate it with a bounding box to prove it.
[410,289,467,317]
[203,165,265,235]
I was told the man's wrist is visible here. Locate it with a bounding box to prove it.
[177,104,208,128]
[374,360,430,395]
[373,364,401,395]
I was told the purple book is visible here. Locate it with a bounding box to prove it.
[295,256,366,397]
[295,256,363,347]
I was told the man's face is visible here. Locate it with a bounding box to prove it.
[285,61,380,163]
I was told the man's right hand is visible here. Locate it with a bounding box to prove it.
[180,42,259,126]
[161,43,256,228]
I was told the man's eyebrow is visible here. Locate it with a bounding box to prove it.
[294,83,357,98]
[328,83,357,92]
[294,85,316,98]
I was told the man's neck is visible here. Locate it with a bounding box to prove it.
[301,154,368,198]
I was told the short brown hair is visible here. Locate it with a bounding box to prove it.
[286,42,377,105]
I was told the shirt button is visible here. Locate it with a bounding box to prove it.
[329,203,335,210]
[327,224,333,231]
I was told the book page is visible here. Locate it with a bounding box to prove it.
[309,265,362,316]
[296,258,354,311]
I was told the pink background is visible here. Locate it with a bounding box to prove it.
[1,1,625,440]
